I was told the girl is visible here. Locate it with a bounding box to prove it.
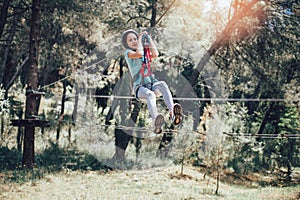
[122,29,182,134]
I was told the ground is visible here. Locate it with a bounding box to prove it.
[0,165,299,200]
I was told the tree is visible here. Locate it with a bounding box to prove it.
[0,0,11,40]
[182,0,261,93]
[275,105,300,180]
[0,0,104,166]
[23,0,41,168]
[213,0,300,174]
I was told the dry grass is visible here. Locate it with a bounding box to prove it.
[0,165,299,200]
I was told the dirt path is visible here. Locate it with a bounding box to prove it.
[1,165,299,200]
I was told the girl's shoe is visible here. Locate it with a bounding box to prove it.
[171,103,182,125]
[154,114,165,134]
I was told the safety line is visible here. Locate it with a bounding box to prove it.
[60,120,300,139]
[154,0,177,26]
[40,57,110,89]
[49,93,299,102]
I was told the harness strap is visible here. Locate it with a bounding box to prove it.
[140,46,153,78]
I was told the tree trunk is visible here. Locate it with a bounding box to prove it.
[0,0,18,86]
[23,0,41,168]
[5,57,29,91]
[215,146,221,195]
[0,0,10,39]
[17,110,24,152]
[72,82,79,125]
[150,0,157,27]
[56,77,67,141]
[0,116,3,139]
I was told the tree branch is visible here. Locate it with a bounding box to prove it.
[6,56,29,91]
[183,0,261,92]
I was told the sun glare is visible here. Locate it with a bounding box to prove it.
[202,0,232,14]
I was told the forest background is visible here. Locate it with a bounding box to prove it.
[0,0,299,199]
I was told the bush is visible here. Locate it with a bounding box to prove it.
[0,146,22,171]
[36,142,108,171]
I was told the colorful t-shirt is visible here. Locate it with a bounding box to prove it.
[124,49,157,91]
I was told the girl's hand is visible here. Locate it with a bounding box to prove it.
[139,31,148,37]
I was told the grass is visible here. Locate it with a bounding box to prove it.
[0,143,299,200]
[0,143,110,184]
[1,165,299,200]
[0,126,299,199]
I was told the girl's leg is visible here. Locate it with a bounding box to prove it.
[152,81,174,111]
[152,81,182,125]
[137,86,158,120]
[137,86,165,133]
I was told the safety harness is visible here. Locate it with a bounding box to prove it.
[140,35,154,82]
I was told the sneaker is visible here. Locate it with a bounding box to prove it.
[172,103,182,125]
[154,114,165,134]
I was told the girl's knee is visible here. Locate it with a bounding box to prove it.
[146,90,156,100]
[159,81,169,89]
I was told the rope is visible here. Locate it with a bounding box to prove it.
[56,114,300,139]
[74,120,300,139]
[40,57,110,89]
[70,121,300,139]
[223,132,300,139]
[154,0,177,26]
[48,93,299,102]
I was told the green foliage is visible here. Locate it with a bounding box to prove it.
[211,103,259,175]
[252,104,300,172]
[99,0,167,31]
[227,142,261,174]
[38,0,101,87]
[278,105,299,135]
[0,146,22,171]
[36,142,108,171]
[0,89,10,117]
[215,0,299,111]
[210,0,299,177]
[0,0,103,90]
[0,143,110,183]
[0,143,110,171]
[273,105,300,169]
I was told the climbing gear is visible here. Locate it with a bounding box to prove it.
[154,114,165,134]
[140,34,154,79]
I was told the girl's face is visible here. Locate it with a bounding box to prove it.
[126,33,138,50]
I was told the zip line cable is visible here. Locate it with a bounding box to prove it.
[153,0,176,26]
[40,56,111,90]
[60,119,300,139]
[48,92,299,102]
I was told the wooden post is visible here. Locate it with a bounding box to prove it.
[23,125,35,168]
[23,0,41,168]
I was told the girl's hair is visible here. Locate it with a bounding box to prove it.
[122,29,138,49]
